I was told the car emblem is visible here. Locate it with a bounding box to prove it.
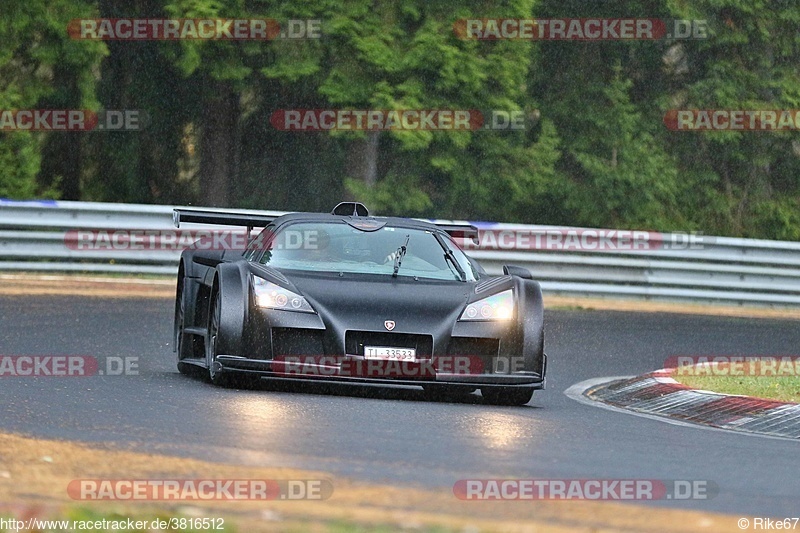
[384,320,396,331]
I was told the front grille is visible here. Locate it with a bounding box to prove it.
[446,337,500,374]
[271,328,325,357]
[446,337,500,357]
[345,331,433,358]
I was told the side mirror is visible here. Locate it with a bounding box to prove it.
[192,249,225,267]
[503,265,532,279]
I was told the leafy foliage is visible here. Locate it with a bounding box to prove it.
[2,0,800,239]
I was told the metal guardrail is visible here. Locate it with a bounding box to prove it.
[1,199,799,306]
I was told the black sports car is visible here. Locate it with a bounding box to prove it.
[173,202,546,405]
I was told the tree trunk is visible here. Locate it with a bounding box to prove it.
[39,65,82,200]
[61,132,82,200]
[200,82,239,207]
[345,131,380,188]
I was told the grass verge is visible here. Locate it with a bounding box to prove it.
[673,363,800,403]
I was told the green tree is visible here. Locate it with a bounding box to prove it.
[563,67,681,229]
[531,0,686,230]
[664,0,800,238]
[321,0,556,220]
[0,0,105,199]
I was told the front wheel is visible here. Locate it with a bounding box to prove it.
[205,290,256,388]
[206,289,234,387]
[175,281,192,375]
[481,386,534,406]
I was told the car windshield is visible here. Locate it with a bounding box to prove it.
[257,221,477,281]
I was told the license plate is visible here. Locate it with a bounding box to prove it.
[364,346,416,361]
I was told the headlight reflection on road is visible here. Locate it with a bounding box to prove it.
[178,393,307,468]
[220,394,304,447]
[465,411,536,450]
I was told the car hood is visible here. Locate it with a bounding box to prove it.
[285,272,473,334]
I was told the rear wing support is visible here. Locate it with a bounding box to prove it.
[435,223,480,245]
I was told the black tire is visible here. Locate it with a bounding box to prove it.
[175,279,193,374]
[481,386,534,406]
[206,288,236,387]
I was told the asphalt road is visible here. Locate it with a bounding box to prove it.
[1,295,799,517]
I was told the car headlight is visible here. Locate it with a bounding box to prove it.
[460,290,514,321]
[253,277,315,313]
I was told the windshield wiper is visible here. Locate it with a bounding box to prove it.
[444,249,466,281]
[433,233,467,281]
[392,234,410,277]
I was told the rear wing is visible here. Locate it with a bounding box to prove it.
[172,208,479,244]
[173,209,276,230]
[435,223,480,245]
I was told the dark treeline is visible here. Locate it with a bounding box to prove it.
[2,0,800,238]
